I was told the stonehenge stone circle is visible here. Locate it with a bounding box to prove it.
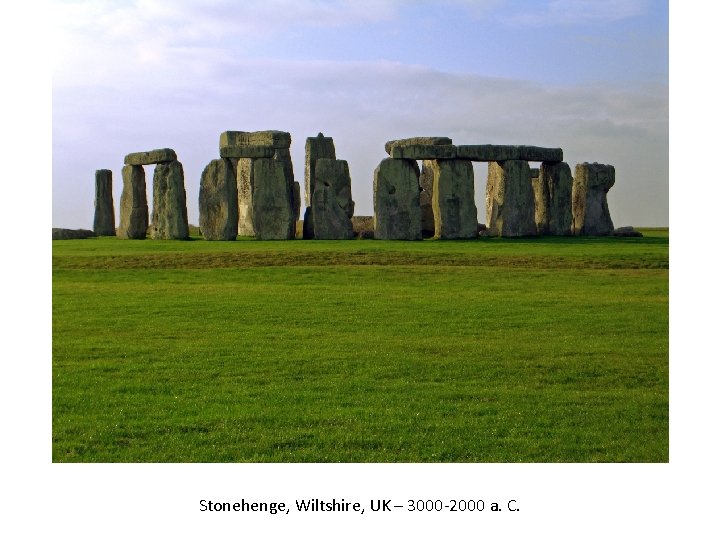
[151,160,190,240]
[419,161,435,238]
[93,169,115,236]
[199,158,238,240]
[533,162,573,236]
[572,162,615,236]
[118,164,148,239]
[486,160,537,237]
[428,159,478,239]
[309,158,354,240]
[373,158,422,240]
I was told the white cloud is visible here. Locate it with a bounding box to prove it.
[501,0,650,26]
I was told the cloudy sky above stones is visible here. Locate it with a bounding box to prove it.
[51,0,668,228]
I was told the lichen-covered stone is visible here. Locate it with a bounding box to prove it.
[533,162,573,236]
[486,160,536,237]
[309,159,354,240]
[456,145,563,163]
[118,164,148,239]
[239,158,294,240]
[273,147,298,222]
[124,148,177,166]
[390,145,457,160]
[151,160,189,240]
[428,159,478,239]
[219,130,291,149]
[199,158,238,240]
[52,228,96,240]
[385,137,452,155]
[373,158,421,240]
[93,169,115,236]
[220,145,275,159]
[419,161,435,238]
[304,133,336,206]
[572,163,615,236]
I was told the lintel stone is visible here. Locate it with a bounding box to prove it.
[455,145,563,162]
[385,137,452,155]
[220,145,276,159]
[390,144,457,160]
[220,130,291,149]
[124,148,177,166]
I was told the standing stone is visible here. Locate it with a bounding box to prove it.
[419,162,435,238]
[274,147,300,223]
[237,158,255,236]
[199,158,238,240]
[252,158,294,240]
[118,165,148,239]
[151,160,189,240]
[486,160,536,237]
[533,161,573,235]
[373,158,421,240]
[93,169,115,236]
[309,159,354,240]
[428,159,477,239]
[572,163,615,236]
[304,133,336,207]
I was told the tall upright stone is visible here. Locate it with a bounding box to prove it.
[428,159,477,239]
[93,169,115,236]
[533,161,573,236]
[309,158,354,240]
[151,160,189,240]
[419,162,435,238]
[238,158,294,239]
[274,147,300,224]
[304,133,336,207]
[486,160,536,237]
[572,162,615,236]
[199,158,238,240]
[373,158,421,240]
[118,164,148,239]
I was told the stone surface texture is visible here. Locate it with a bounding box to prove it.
[219,130,291,149]
[52,228,96,240]
[220,145,275,159]
[533,161,573,235]
[199,158,238,240]
[118,164,148,239]
[428,159,478,239]
[124,148,177,166]
[384,137,452,155]
[486,160,536,237]
[304,133,336,206]
[151,160,189,240]
[309,158,354,239]
[572,163,615,236]
[456,145,563,163]
[250,158,295,240]
[390,144,457,160]
[419,161,435,237]
[373,158,421,240]
[93,169,115,236]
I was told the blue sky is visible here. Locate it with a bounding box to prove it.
[51,0,669,227]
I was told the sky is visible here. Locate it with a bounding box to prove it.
[52,0,669,228]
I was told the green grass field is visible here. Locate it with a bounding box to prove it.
[52,230,668,462]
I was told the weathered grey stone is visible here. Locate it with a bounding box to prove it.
[118,164,148,239]
[93,169,115,236]
[612,226,642,237]
[456,145,563,162]
[52,228,96,240]
[486,160,536,237]
[151,160,189,240]
[390,145,457,160]
[220,145,275,159]
[572,163,615,236]
[533,162,573,236]
[373,158,421,240]
[273,148,298,222]
[309,159,354,240]
[219,130,291,149]
[428,159,478,239]
[292,181,301,224]
[385,137,452,155]
[304,133,336,206]
[238,158,294,239]
[124,148,177,166]
[199,158,238,240]
[419,161,435,238]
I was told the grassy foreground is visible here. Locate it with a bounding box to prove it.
[52,230,668,462]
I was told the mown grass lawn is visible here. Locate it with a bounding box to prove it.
[52,230,668,462]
